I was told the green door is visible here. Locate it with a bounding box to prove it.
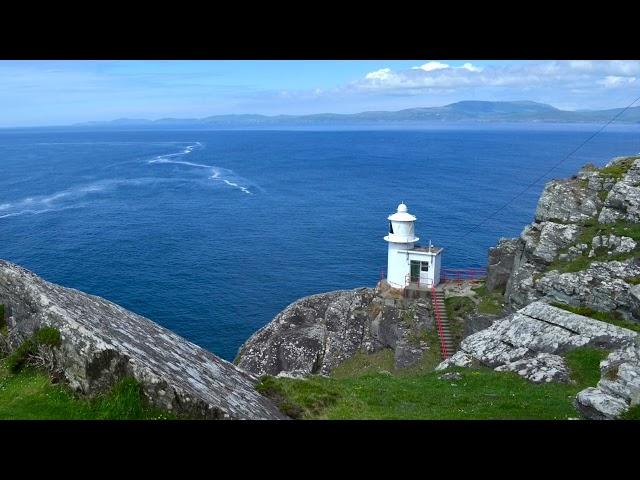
[410,261,420,283]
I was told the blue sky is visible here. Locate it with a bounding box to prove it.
[0,60,638,127]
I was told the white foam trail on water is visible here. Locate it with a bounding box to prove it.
[147,142,254,195]
[148,158,212,169]
[0,205,83,219]
[222,180,252,195]
[0,178,172,220]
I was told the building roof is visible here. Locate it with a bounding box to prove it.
[412,245,443,254]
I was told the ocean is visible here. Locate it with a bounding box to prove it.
[1,125,638,360]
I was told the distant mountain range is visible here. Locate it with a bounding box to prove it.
[74,101,640,128]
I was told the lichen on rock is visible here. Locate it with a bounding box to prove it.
[236,288,438,377]
[0,260,286,420]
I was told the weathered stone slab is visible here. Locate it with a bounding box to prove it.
[437,301,637,389]
[0,260,286,420]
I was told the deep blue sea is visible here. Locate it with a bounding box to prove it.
[1,126,638,360]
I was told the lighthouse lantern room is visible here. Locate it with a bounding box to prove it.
[383,202,443,289]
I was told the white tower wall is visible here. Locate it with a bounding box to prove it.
[387,241,414,288]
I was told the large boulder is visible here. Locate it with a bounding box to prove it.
[0,260,286,420]
[236,289,436,376]
[437,301,637,384]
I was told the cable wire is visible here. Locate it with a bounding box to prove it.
[463,94,640,234]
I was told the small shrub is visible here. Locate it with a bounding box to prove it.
[625,277,640,285]
[5,326,62,373]
[33,326,61,347]
[6,338,38,373]
[0,304,5,329]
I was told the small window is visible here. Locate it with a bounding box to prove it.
[389,221,394,234]
[421,262,429,272]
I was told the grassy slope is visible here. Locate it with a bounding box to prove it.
[257,347,609,420]
[0,362,175,420]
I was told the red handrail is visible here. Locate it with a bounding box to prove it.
[440,268,486,284]
[431,284,449,359]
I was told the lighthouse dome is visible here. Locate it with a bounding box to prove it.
[387,202,416,222]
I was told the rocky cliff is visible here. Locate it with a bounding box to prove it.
[238,154,640,419]
[486,155,640,321]
[0,260,285,420]
[236,287,437,376]
[444,154,640,419]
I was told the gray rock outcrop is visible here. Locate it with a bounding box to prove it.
[494,156,640,321]
[575,342,640,419]
[0,260,286,420]
[236,288,437,376]
[437,301,637,385]
[486,238,519,292]
[598,156,640,224]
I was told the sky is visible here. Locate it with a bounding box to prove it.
[0,60,639,127]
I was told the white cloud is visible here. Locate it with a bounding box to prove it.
[411,61,450,72]
[460,62,482,72]
[355,60,640,94]
[410,61,482,73]
[365,68,394,80]
[598,75,637,88]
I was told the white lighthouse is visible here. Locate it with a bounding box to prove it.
[383,202,443,289]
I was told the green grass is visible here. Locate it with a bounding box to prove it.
[548,249,637,274]
[597,156,638,181]
[445,296,475,320]
[598,189,608,202]
[621,405,640,420]
[625,277,640,285]
[612,222,640,242]
[0,362,176,419]
[256,346,608,420]
[331,349,395,379]
[551,303,640,333]
[545,220,640,274]
[564,347,609,387]
[471,285,504,315]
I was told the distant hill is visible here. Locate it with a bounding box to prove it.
[73,101,640,129]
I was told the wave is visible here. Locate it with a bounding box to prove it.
[147,142,255,195]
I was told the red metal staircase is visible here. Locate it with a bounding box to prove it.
[431,285,454,359]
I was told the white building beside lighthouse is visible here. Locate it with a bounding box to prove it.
[383,202,443,289]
